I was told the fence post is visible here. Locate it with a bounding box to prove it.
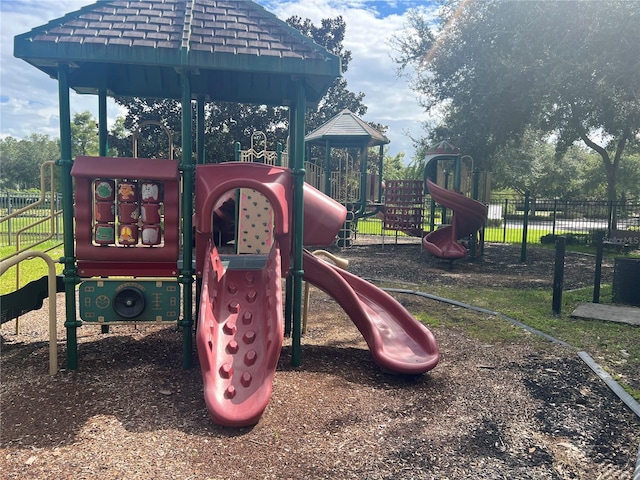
[55,193,61,240]
[552,197,558,236]
[552,236,566,315]
[502,199,508,243]
[607,200,614,233]
[521,191,530,262]
[6,192,13,246]
[593,230,605,303]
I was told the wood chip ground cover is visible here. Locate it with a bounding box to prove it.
[1,242,639,479]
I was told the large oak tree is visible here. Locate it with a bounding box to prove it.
[394,0,640,201]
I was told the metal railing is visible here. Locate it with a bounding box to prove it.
[356,194,640,246]
[1,162,63,255]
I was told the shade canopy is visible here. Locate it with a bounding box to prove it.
[14,0,341,106]
[305,109,390,148]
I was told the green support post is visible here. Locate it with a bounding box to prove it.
[453,153,462,192]
[356,145,367,217]
[277,142,283,167]
[58,64,81,370]
[98,90,108,156]
[98,90,110,334]
[179,73,194,369]
[291,84,306,367]
[284,276,292,336]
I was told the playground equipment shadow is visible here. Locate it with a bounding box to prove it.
[1,242,638,479]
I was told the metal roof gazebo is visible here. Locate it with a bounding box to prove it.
[305,109,389,217]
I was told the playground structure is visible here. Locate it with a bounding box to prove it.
[421,141,489,260]
[304,109,389,246]
[8,0,439,427]
[382,141,490,260]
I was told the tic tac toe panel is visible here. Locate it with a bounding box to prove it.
[71,156,180,277]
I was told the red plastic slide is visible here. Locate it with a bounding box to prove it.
[196,241,284,428]
[302,250,439,374]
[423,178,488,260]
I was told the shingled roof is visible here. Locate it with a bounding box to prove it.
[14,0,341,105]
[305,109,390,148]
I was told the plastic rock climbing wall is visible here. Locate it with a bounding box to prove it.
[236,188,274,254]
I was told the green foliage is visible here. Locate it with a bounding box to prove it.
[381,152,407,182]
[0,134,59,190]
[394,0,640,201]
[491,129,585,200]
[0,111,101,192]
[107,116,133,157]
[71,111,99,158]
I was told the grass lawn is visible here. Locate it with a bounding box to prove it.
[1,242,64,295]
[409,282,640,401]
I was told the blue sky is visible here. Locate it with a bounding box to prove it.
[0,0,438,161]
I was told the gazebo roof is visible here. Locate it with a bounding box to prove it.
[305,109,390,148]
[14,0,341,105]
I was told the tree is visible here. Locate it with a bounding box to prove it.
[107,116,133,158]
[286,16,366,132]
[393,0,640,202]
[381,152,407,182]
[71,111,99,158]
[491,130,583,201]
[0,134,59,190]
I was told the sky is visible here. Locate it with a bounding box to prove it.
[0,0,439,161]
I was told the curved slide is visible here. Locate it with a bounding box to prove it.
[195,164,439,427]
[196,241,284,428]
[423,178,488,260]
[303,250,439,375]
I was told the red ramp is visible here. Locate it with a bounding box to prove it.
[423,178,488,260]
[196,241,284,427]
[303,250,439,374]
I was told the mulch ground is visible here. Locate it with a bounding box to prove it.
[1,240,639,479]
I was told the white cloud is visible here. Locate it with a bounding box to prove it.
[1,0,437,160]
[0,0,126,140]
[264,0,438,160]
